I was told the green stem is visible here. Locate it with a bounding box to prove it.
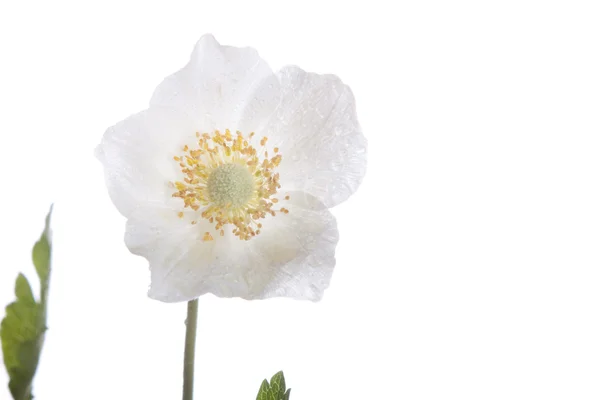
[183,299,199,400]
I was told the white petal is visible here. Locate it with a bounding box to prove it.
[126,192,338,302]
[264,66,367,208]
[95,107,197,217]
[125,206,219,303]
[150,34,280,132]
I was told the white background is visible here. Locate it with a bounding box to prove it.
[1,1,599,399]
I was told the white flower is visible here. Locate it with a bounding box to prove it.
[96,34,367,302]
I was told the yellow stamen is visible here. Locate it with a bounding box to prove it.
[170,129,286,240]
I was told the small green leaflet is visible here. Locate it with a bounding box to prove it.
[256,371,291,400]
[1,207,53,400]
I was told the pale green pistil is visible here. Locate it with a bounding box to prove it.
[207,163,255,207]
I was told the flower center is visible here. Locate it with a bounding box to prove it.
[207,163,254,207]
[171,129,290,241]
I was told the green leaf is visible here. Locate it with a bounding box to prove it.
[270,371,286,399]
[14,275,35,304]
[32,205,52,284]
[1,276,41,400]
[257,380,270,400]
[1,207,53,400]
[256,371,290,400]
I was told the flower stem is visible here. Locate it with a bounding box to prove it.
[183,298,199,400]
